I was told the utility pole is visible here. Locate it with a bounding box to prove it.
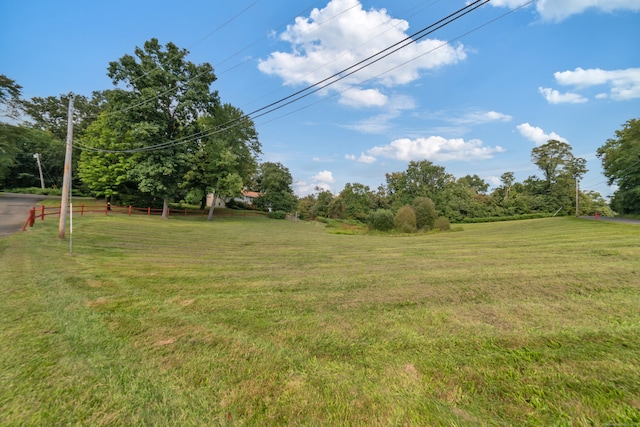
[58,94,74,239]
[575,178,579,217]
[33,153,45,189]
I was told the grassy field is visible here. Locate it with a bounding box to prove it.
[1,214,639,426]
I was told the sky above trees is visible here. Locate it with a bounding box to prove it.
[2,0,639,197]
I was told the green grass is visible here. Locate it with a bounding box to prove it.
[1,215,639,426]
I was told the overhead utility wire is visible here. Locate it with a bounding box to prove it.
[76,0,491,154]
[239,0,442,111]
[95,0,352,120]
[116,1,261,92]
[248,0,492,123]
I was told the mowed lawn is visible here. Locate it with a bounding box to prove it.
[1,214,639,426]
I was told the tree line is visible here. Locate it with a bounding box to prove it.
[1,39,638,221]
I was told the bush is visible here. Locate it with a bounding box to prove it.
[413,197,437,231]
[268,210,287,219]
[366,209,394,231]
[435,217,451,231]
[394,205,417,233]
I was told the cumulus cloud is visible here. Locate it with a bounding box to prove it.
[517,123,568,146]
[489,0,640,21]
[345,153,377,163]
[538,87,588,104]
[365,136,504,162]
[553,67,640,100]
[312,170,335,184]
[295,170,336,195]
[258,0,466,107]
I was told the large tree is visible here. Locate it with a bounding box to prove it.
[183,103,261,218]
[385,160,454,209]
[597,118,640,214]
[81,38,220,218]
[0,75,23,120]
[254,162,297,212]
[531,140,587,215]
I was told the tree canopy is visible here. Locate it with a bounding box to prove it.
[254,162,297,212]
[597,118,640,214]
[79,38,222,217]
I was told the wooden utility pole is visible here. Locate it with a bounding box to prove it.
[575,178,579,217]
[34,153,45,189]
[58,94,74,239]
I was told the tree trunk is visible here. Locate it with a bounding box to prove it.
[162,198,169,219]
[207,193,217,221]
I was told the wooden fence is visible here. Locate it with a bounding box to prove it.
[22,203,267,231]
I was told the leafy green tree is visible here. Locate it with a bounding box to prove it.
[0,74,23,120]
[339,182,374,221]
[394,205,417,233]
[413,197,437,230]
[597,118,640,214]
[254,162,297,212]
[78,112,139,200]
[500,172,515,201]
[531,140,587,215]
[385,160,454,209]
[312,189,334,218]
[367,209,394,231]
[1,124,63,189]
[100,38,219,218]
[297,194,316,220]
[182,103,261,218]
[457,174,489,194]
[22,93,105,140]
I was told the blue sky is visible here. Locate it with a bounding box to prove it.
[2,0,639,198]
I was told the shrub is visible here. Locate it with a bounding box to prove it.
[435,216,451,231]
[413,197,437,231]
[394,205,417,233]
[268,210,287,219]
[366,209,394,231]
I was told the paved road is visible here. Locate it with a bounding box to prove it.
[0,193,48,237]
[581,215,640,225]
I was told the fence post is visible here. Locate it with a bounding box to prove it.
[29,207,36,227]
[40,205,45,220]
[128,206,132,216]
[148,207,151,216]
[81,204,85,216]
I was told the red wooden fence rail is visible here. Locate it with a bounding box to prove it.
[23,203,268,231]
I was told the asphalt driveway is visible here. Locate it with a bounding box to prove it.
[0,193,48,237]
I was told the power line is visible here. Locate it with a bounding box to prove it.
[79,0,544,159]
[79,0,492,155]
[94,0,354,120]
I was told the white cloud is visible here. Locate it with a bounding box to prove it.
[488,0,640,21]
[517,123,568,146]
[345,153,377,163]
[311,170,335,184]
[295,170,336,195]
[538,87,588,104]
[553,67,640,101]
[366,136,504,162]
[338,88,388,108]
[258,0,466,107]
[450,110,513,125]
[536,0,640,21]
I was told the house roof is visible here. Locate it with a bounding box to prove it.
[242,191,261,198]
